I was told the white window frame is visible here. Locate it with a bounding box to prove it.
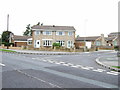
[68,31,73,36]
[35,30,40,35]
[43,40,52,46]
[43,31,52,35]
[67,41,73,48]
[56,31,65,36]
[56,40,65,46]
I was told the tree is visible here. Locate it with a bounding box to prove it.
[2,31,12,43]
[23,24,32,36]
[37,22,40,25]
[1,31,14,47]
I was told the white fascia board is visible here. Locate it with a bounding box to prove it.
[32,29,43,31]
[42,39,53,40]
[32,29,75,32]
[14,41,27,42]
[56,30,75,31]
[113,37,117,41]
[27,38,33,40]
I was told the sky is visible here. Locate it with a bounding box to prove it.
[0,0,119,37]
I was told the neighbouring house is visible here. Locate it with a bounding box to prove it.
[75,34,106,49]
[107,32,120,47]
[108,32,120,37]
[31,25,76,49]
[9,35,32,47]
[75,36,101,49]
[105,37,117,46]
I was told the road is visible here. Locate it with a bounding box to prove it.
[1,51,119,89]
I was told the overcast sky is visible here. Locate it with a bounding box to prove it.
[0,0,119,37]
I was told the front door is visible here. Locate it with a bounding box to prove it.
[34,40,40,48]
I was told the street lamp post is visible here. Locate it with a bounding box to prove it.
[6,14,9,49]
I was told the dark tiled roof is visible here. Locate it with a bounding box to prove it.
[105,37,116,41]
[109,32,120,35]
[75,36,100,41]
[32,25,76,31]
[13,35,32,41]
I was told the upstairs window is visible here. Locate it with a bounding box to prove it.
[56,31,65,35]
[68,32,73,36]
[43,31,52,35]
[35,31,40,35]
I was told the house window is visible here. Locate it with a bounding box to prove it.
[35,31,40,35]
[27,40,32,45]
[43,31,52,35]
[95,41,101,46]
[67,41,73,48]
[56,31,65,35]
[68,32,73,36]
[113,40,117,46]
[43,40,52,46]
[56,41,65,46]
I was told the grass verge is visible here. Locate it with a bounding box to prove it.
[0,49,16,52]
[112,66,120,69]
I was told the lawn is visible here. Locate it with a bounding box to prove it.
[0,49,16,52]
[112,66,120,69]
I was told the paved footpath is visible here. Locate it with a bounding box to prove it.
[96,54,120,72]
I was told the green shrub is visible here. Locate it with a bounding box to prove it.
[114,46,119,51]
[53,43,61,47]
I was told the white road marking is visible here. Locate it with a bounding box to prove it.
[85,66,94,69]
[32,58,36,59]
[55,62,61,64]
[67,63,74,66]
[70,65,80,68]
[43,60,47,62]
[48,61,54,63]
[59,62,66,64]
[107,71,118,75]
[30,57,118,76]
[62,63,69,66]
[0,63,5,66]
[92,69,106,72]
[110,71,119,73]
[106,71,118,75]
[81,67,90,70]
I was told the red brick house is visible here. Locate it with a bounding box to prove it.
[9,35,32,47]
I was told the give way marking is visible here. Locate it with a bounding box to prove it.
[0,63,5,66]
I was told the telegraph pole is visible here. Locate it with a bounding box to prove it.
[84,19,88,52]
[6,14,9,49]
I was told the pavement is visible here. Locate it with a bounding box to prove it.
[6,49,79,55]
[96,56,120,72]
